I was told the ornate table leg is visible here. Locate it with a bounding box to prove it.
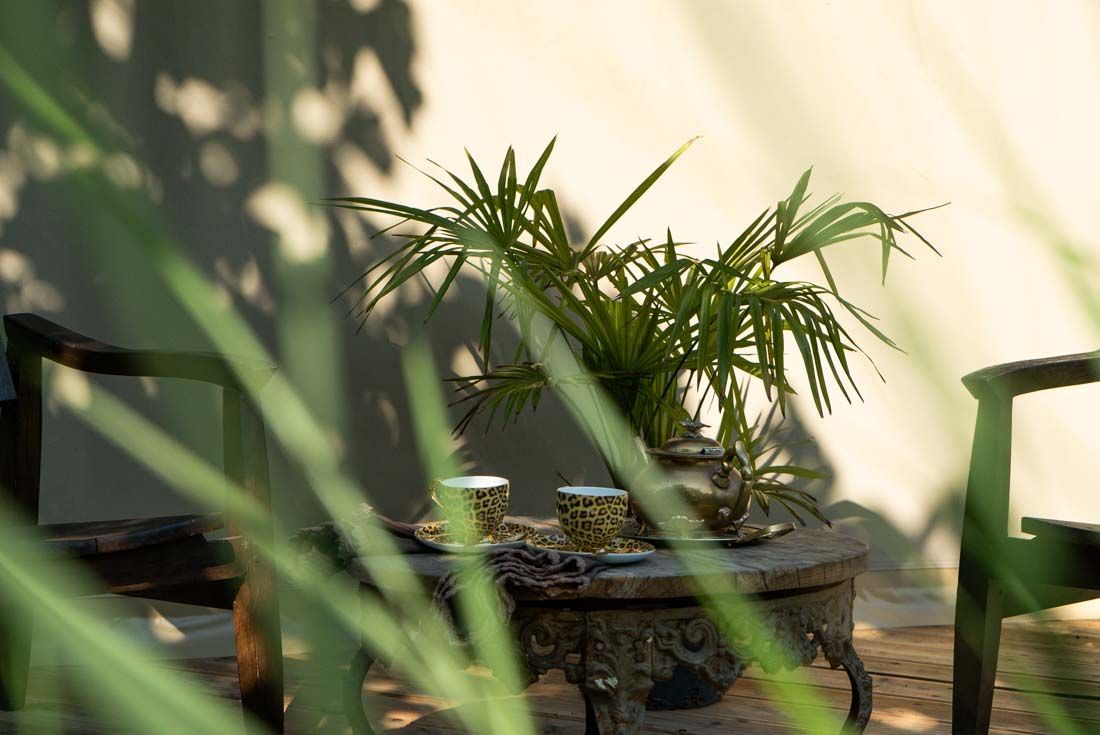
[831,641,872,733]
[584,694,599,734]
[805,581,872,734]
[343,647,376,735]
[580,613,657,735]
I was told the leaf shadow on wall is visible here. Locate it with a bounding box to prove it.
[0,0,605,530]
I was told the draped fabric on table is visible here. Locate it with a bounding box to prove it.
[290,506,607,643]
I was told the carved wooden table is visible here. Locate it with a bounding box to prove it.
[344,527,871,734]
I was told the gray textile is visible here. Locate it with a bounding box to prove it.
[289,505,607,642]
[289,503,422,576]
[433,546,606,643]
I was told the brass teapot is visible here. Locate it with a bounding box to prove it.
[633,420,754,532]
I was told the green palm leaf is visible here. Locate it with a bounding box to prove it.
[329,141,940,525]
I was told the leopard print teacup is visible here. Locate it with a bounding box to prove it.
[429,476,509,544]
[556,486,628,551]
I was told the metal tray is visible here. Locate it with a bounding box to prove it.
[619,520,796,547]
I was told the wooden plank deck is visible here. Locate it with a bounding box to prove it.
[1,619,1098,733]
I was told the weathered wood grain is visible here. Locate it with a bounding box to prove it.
[38,514,225,556]
[225,390,284,733]
[1021,517,1100,548]
[1,621,1096,734]
[347,527,868,601]
[961,350,1100,400]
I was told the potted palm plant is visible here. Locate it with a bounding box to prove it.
[329,139,938,526]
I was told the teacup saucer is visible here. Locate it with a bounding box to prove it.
[525,532,655,565]
[414,520,530,553]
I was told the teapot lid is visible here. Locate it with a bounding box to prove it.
[647,420,726,458]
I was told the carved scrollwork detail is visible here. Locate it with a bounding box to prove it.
[813,581,857,666]
[501,580,868,734]
[513,608,585,688]
[744,580,857,674]
[747,615,820,673]
[652,613,743,692]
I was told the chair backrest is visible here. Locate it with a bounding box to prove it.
[0,344,13,404]
[0,313,275,535]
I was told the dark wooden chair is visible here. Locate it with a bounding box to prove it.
[0,313,284,731]
[953,351,1100,734]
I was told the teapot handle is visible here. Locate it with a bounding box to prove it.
[711,440,753,489]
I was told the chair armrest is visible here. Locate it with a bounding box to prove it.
[3,313,275,390]
[962,351,1100,401]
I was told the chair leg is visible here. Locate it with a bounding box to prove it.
[952,566,1003,735]
[225,391,284,731]
[234,560,284,733]
[0,602,31,710]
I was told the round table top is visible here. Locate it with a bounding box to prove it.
[348,524,869,602]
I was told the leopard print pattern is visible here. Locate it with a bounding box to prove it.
[527,532,653,555]
[431,480,509,544]
[556,490,628,550]
[417,520,530,546]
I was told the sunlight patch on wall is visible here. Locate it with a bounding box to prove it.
[225,87,263,140]
[153,72,177,115]
[174,78,227,136]
[348,47,407,143]
[397,269,426,307]
[154,74,262,141]
[64,141,98,171]
[90,0,134,62]
[238,257,266,304]
[246,181,330,262]
[0,248,64,313]
[349,0,383,13]
[450,344,481,379]
[0,249,30,289]
[376,394,401,447]
[20,280,64,311]
[139,376,159,398]
[8,124,62,180]
[53,368,91,411]
[213,255,274,313]
[333,141,380,195]
[198,141,239,187]
[4,123,156,219]
[332,206,371,256]
[291,87,344,145]
[0,151,24,229]
[103,152,142,188]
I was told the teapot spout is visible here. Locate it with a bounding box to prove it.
[711,440,753,490]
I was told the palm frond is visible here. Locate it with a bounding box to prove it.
[330,142,941,525]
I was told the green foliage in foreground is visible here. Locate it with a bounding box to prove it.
[329,140,940,524]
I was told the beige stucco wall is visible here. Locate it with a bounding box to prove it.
[375,0,1100,574]
[3,0,1100,649]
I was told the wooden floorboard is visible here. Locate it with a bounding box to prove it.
[0,620,1096,733]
